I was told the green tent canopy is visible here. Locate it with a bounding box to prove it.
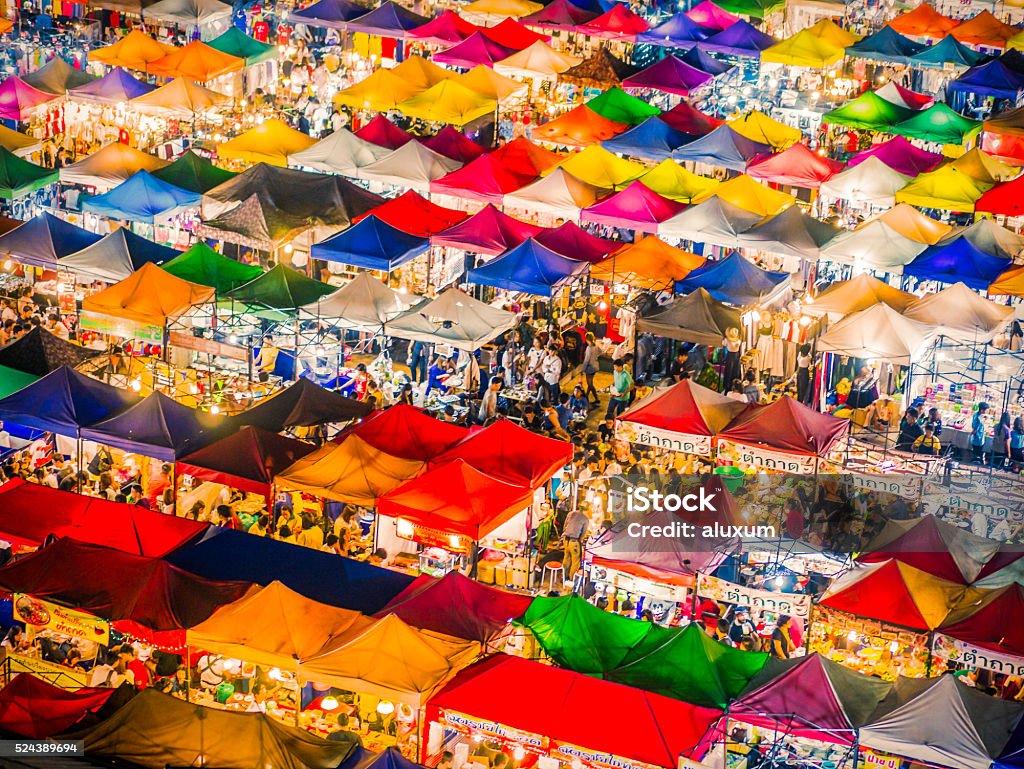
[207,27,278,65]
[714,0,784,19]
[586,87,662,126]
[162,242,264,293]
[226,263,334,311]
[0,148,58,199]
[822,91,915,132]
[892,103,982,145]
[152,151,238,194]
[0,364,39,399]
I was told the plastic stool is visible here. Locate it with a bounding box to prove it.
[544,561,565,592]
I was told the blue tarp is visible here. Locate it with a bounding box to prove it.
[904,237,1012,290]
[908,35,987,69]
[467,238,589,296]
[698,20,776,57]
[311,215,430,271]
[69,68,155,104]
[59,228,181,283]
[165,525,415,614]
[846,25,924,63]
[603,117,694,160]
[672,125,772,171]
[948,59,1024,101]
[345,1,430,38]
[289,0,368,28]
[0,212,101,267]
[82,170,202,223]
[675,251,790,305]
[0,365,139,436]
[681,46,733,74]
[636,14,714,47]
[363,749,423,769]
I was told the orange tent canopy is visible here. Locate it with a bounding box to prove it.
[531,105,628,147]
[83,263,216,327]
[590,235,704,289]
[950,10,1017,47]
[91,30,178,71]
[149,40,245,82]
[888,3,959,37]
[989,264,1024,296]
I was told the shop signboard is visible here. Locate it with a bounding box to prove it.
[715,440,817,475]
[589,563,692,602]
[551,741,649,769]
[845,472,924,500]
[14,594,110,645]
[80,311,163,345]
[6,652,90,688]
[932,633,1024,677]
[615,421,712,456]
[695,573,811,618]
[168,331,248,362]
[441,710,547,751]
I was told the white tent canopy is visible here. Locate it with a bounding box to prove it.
[503,168,604,218]
[356,141,462,193]
[387,288,517,351]
[938,218,1024,259]
[818,220,926,273]
[659,197,762,248]
[818,156,911,208]
[301,271,422,333]
[59,143,170,191]
[804,273,917,320]
[903,282,1015,343]
[816,303,934,365]
[288,128,390,175]
[130,78,230,117]
[144,0,232,25]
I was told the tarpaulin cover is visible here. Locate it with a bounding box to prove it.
[0,537,251,631]
[227,264,335,310]
[819,219,926,273]
[940,584,1024,655]
[376,571,532,643]
[467,237,588,295]
[0,326,100,377]
[761,29,846,67]
[733,654,893,742]
[385,287,517,351]
[889,2,958,37]
[21,57,96,95]
[70,688,353,769]
[581,181,685,233]
[893,102,982,144]
[503,167,605,217]
[335,69,420,113]
[203,191,309,249]
[408,10,480,45]
[152,150,237,194]
[803,273,917,319]
[520,0,597,28]
[602,117,696,161]
[161,241,263,292]
[659,197,762,247]
[991,264,1024,296]
[312,215,430,270]
[89,30,176,71]
[431,203,544,254]
[532,105,629,147]
[681,45,733,74]
[847,135,943,176]
[698,20,777,57]
[846,24,925,63]
[698,173,795,217]
[876,81,934,110]
[816,303,934,365]
[637,13,714,47]
[909,33,986,68]
[463,0,542,21]
[70,68,153,106]
[0,211,101,267]
[535,221,619,261]
[218,117,317,166]
[746,142,842,188]
[0,124,42,157]
[737,205,840,259]
[144,0,231,26]
[586,86,662,126]
[686,0,738,30]
[422,126,486,163]
[397,80,497,127]
[345,1,431,38]
[950,9,1018,47]
[552,144,644,189]
[166,524,415,613]
[950,59,1024,102]
[83,261,215,326]
[83,170,201,223]
[0,675,119,739]
[431,417,572,485]
[619,378,745,436]
[59,142,169,189]
[207,26,278,64]
[896,166,991,212]
[876,202,952,242]
[718,394,848,456]
[818,157,909,206]
[59,228,179,283]
[345,403,469,460]
[951,147,1020,184]
[903,281,1014,343]
[435,32,518,68]
[590,234,704,289]
[904,234,1011,289]
[177,426,317,496]
[562,49,639,89]
[638,159,719,202]
[494,40,582,77]
[822,91,914,131]
[234,377,372,430]
[578,3,649,39]
[0,76,57,120]
[0,147,57,199]
[148,40,245,82]
[289,127,390,174]
[635,287,742,344]
[622,54,713,97]
[428,653,722,769]
[672,124,772,171]
[357,190,468,237]
[130,77,230,117]
[289,0,368,29]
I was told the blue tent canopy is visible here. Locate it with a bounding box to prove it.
[675,251,790,305]
[467,238,589,296]
[0,365,140,437]
[603,117,694,160]
[948,60,1024,101]
[364,748,422,769]
[904,238,1011,290]
[636,14,714,47]
[311,215,429,271]
[908,35,987,69]
[59,228,181,283]
[846,25,924,64]
[289,0,368,28]
[698,20,776,57]
[345,1,430,38]
[165,525,415,614]
[672,125,772,171]
[80,391,230,462]
[681,46,733,74]
[69,68,155,104]
[83,170,202,223]
[0,212,101,268]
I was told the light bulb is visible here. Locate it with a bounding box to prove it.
[321,696,339,711]
[376,700,395,715]
[210,405,221,415]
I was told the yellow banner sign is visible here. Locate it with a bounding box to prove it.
[14,595,110,646]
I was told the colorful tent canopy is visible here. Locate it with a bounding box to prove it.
[144,0,232,26]
[990,264,1024,296]
[59,142,169,189]
[233,377,372,431]
[21,56,95,95]
[909,33,986,68]
[637,159,720,202]
[938,217,1024,258]
[198,187,303,245]
[467,238,588,295]
[148,40,245,82]
[83,170,202,223]
[686,0,739,30]
[357,141,462,192]
[698,173,795,216]
[895,166,991,212]
[622,54,713,97]
[358,190,467,237]
[431,203,543,254]
[889,2,958,37]
[535,221,619,261]
[335,69,420,113]
[581,181,685,234]
[150,151,236,196]
[590,234,703,289]
[552,144,644,189]
[289,0,368,29]
[462,0,542,21]
[533,105,629,147]
[585,86,663,126]
[0,124,41,157]
[746,142,843,188]
[345,1,431,38]
[950,9,1018,48]
[804,273,916,319]
[422,127,486,164]
[876,80,934,110]
[345,404,469,461]
[457,64,528,100]
[984,103,1024,137]
[407,10,480,45]
[162,241,262,292]
[430,153,532,204]
[876,202,953,242]
[227,264,334,311]
[385,288,517,351]
[59,228,180,283]
[681,44,734,74]
[736,205,841,259]
[397,79,497,127]
[659,197,762,247]
[940,583,1024,654]
[207,26,277,64]
[311,215,430,271]
[675,251,790,305]
[0,675,120,739]
[714,0,783,18]
[218,117,317,166]
[289,127,390,174]
[494,40,582,77]
[130,77,230,117]
[480,17,549,47]
[0,76,56,121]
[847,135,943,176]
[728,109,801,149]
[637,13,715,47]
[718,394,848,455]
[391,55,459,90]
[0,147,57,199]
[821,158,909,207]
[819,219,927,273]
[893,102,981,145]
[846,24,925,63]
[950,59,1024,101]
[699,20,777,57]
[83,261,215,326]
[68,68,155,104]
[578,3,649,39]
[562,49,639,89]
[503,167,605,217]
[904,238,1012,290]
[822,91,914,131]
[520,0,597,28]
[91,30,176,71]
[816,303,934,365]
[636,286,741,344]
[672,125,773,172]
[0,211,101,267]
[761,28,846,67]
[301,272,417,334]
[977,173,1024,216]
[435,32,517,68]
[619,378,745,437]
[0,326,100,377]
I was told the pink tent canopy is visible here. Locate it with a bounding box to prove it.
[581,181,685,233]
[431,204,546,254]
[660,100,723,135]
[520,0,598,29]
[407,10,480,46]
[746,143,844,189]
[578,3,650,40]
[0,76,58,120]
[847,135,943,176]
[421,126,486,163]
[685,0,739,30]
[623,54,714,96]
[435,32,519,68]
[430,154,535,204]
[535,221,620,262]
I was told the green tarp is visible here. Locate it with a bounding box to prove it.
[207,27,278,65]
[585,87,662,126]
[715,0,785,19]
[893,103,982,145]
[822,91,915,132]
[152,151,238,194]
[162,242,264,293]
[226,263,334,311]
[0,148,58,199]
[519,595,768,708]
[0,364,39,399]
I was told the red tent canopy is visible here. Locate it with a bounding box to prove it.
[430,154,535,204]
[375,571,533,642]
[0,538,252,634]
[0,675,119,739]
[976,174,1024,216]
[717,396,848,456]
[535,221,620,262]
[0,478,205,557]
[176,426,317,497]
[357,190,469,237]
[490,136,562,175]
[481,18,551,48]
[407,10,480,46]
[939,583,1024,656]
[422,126,487,163]
[746,143,844,189]
[344,404,469,460]
[888,2,959,37]
[426,654,721,769]
[660,101,723,136]
[618,379,748,439]
[355,114,414,149]
[578,3,650,40]
[431,204,545,254]
[378,458,534,540]
[430,418,572,486]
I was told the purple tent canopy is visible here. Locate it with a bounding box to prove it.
[581,181,685,234]
[69,68,156,105]
[435,32,518,69]
[345,1,431,38]
[681,45,733,75]
[0,77,58,121]
[698,20,777,57]
[466,238,589,296]
[431,204,545,255]
[635,14,715,48]
[847,135,943,176]
[289,0,368,28]
[535,221,619,263]
[623,54,714,96]
[520,0,598,29]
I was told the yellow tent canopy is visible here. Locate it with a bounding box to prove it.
[457,65,528,100]
[727,110,802,149]
[0,123,41,157]
[398,80,497,127]
[276,434,425,506]
[494,41,581,78]
[333,68,420,112]
[218,118,318,167]
[130,78,230,117]
[148,40,245,83]
[695,173,795,216]
[91,30,177,71]
[301,614,478,706]
[590,235,705,290]
[806,18,860,47]
[804,273,918,319]
[761,29,846,68]
[390,55,457,91]
[463,0,543,20]
[186,581,375,670]
[547,144,645,190]
[871,203,952,244]
[83,262,216,327]
[895,166,992,212]
[947,148,1019,184]
[637,160,719,202]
